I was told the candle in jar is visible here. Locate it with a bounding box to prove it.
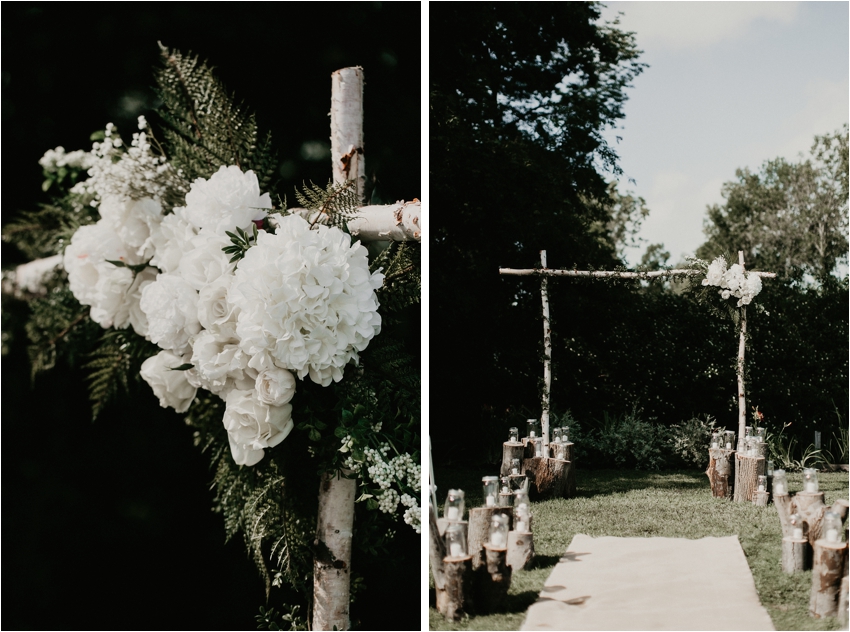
[758,483,765,491]
[511,467,518,475]
[490,531,505,547]
[529,431,536,438]
[793,528,803,539]
[486,494,495,507]
[450,542,462,557]
[806,482,816,493]
[774,483,785,495]
[725,442,732,449]
[826,529,839,543]
[517,520,527,532]
[447,506,459,521]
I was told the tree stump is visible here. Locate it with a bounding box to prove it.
[706,448,735,499]
[796,492,826,545]
[733,454,763,502]
[550,442,572,461]
[774,493,793,536]
[441,555,474,620]
[838,549,849,625]
[809,539,847,618]
[752,490,769,507]
[523,456,570,500]
[500,441,525,477]
[474,543,511,614]
[522,437,544,459]
[507,530,534,570]
[508,473,527,492]
[467,507,513,571]
[782,536,811,573]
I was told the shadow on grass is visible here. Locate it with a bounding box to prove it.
[528,554,561,571]
[502,590,541,615]
[571,469,708,499]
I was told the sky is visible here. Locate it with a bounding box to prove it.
[597,1,849,267]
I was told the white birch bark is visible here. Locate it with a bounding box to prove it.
[330,66,366,203]
[2,254,63,298]
[499,267,776,279]
[737,251,748,444]
[540,250,551,447]
[290,201,421,242]
[312,469,357,631]
[312,66,365,632]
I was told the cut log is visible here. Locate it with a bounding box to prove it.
[523,457,570,500]
[774,493,793,536]
[838,548,849,625]
[706,448,735,499]
[508,473,527,492]
[550,442,572,461]
[429,503,449,614]
[752,490,769,507]
[810,540,848,618]
[507,530,535,571]
[474,543,512,614]
[498,492,513,507]
[782,537,811,573]
[467,507,513,571]
[501,442,526,477]
[796,492,826,545]
[441,555,474,621]
[733,454,764,503]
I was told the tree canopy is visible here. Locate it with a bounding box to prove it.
[697,126,849,284]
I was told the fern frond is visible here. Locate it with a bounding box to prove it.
[294,179,359,229]
[3,197,97,260]
[155,44,279,190]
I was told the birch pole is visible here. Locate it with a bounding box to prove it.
[737,250,748,445]
[540,250,552,447]
[312,66,365,632]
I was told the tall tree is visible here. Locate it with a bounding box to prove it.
[431,3,645,460]
[697,126,849,284]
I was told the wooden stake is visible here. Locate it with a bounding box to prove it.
[733,453,763,503]
[810,540,848,618]
[782,536,811,573]
[540,250,551,448]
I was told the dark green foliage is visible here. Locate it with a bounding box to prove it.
[155,44,278,190]
[256,605,307,631]
[2,197,97,261]
[293,180,359,230]
[84,329,160,420]
[224,224,260,263]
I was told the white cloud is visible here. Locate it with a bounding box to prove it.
[602,1,800,50]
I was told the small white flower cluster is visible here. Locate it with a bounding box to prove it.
[70,120,184,207]
[343,438,421,533]
[701,256,763,307]
[39,146,95,173]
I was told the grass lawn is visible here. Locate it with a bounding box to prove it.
[429,465,849,631]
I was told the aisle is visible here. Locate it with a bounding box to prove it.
[521,534,775,631]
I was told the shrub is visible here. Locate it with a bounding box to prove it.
[668,415,717,470]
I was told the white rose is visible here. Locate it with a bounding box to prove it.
[722,264,745,292]
[148,207,198,274]
[223,389,294,466]
[197,275,239,340]
[178,232,233,291]
[191,329,255,395]
[140,350,197,413]
[139,273,201,355]
[183,165,271,235]
[702,256,726,287]
[255,366,297,406]
[127,267,158,337]
[99,196,163,260]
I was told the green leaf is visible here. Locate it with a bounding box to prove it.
[308,428,321,442]
[105,259,127,268]
[334,426,348,439]
[168,363,194,371]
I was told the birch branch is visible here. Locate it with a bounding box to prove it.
[499,268,777,279]
[737,251,748,444]
[540,250,551,447]
[330,66,366,203]
[289,201,421,242]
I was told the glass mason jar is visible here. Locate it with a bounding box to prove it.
[514,489,529,513]
[803,468,819,493]
[527,419,540,439]
[757,475,766,492]
[724,430,735,450]
[534,439,543,457]
[562,425,570,444]
[510,458,521,475]
[745,426,753,439]
[552,427,562,444]
[444,489,465,522]
[489,513,509,548]
[755,427,766,441]
[711,431,721,449]
[509,426,519,443]
[445,522,467,557]
[515,503,531,533]
[767,460,775,477]
[772,469,787,495]
[789,512,804,540]
[824,510,843,543]
[482,476,499,507]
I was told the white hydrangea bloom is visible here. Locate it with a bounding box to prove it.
[722,264,745,293]
[190,329,255,396]
[140,350,197,413]
[139,273,201,355]
[178,232,232,291]
[222,389,293,466]
[182,165,271,235]
[228,214,384,387]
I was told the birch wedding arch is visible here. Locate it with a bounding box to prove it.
[3,47,421,631]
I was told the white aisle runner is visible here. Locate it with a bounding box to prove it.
[521,534,775,631]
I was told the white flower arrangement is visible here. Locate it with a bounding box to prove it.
[701,255,763,307]
[59,118,386,469]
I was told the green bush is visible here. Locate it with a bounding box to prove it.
[668,415,718,470]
